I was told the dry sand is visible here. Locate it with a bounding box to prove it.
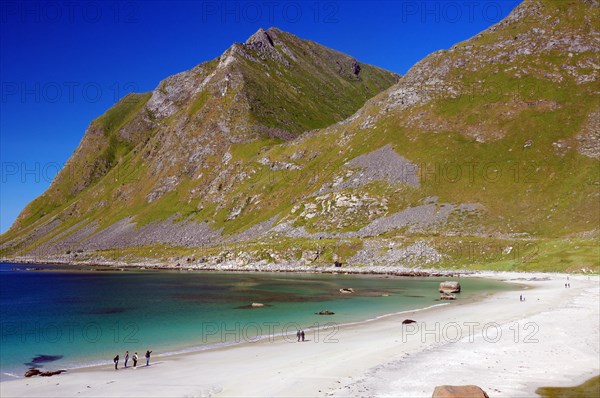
[1,272,598,397]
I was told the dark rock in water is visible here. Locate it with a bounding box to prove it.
[85,307,128,315]
[316,310,335,315]
[440,292,456,300]
[39,370,67,377]
[402,319,416,325]
[236,303,271,309]
[24,368,41,377]
[432,385,489,398]
[28,354,63,365]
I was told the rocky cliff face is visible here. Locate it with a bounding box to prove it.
[1,27,398,256]
[2,1,599,273]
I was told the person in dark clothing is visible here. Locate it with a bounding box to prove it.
[145,350,152,366]
[132,352,138,368]
[113,354,119,370]
[296,330,301,342]
[124,351,129,368]
[301,330,305,342]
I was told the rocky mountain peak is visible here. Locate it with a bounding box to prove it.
[246,27,276,49]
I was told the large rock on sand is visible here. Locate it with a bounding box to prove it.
[432,385,489,398]
[24,368,41,377]
[439,281,461,293]
[39,370,66,377]
[24,368,66,377]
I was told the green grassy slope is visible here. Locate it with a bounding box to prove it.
[1,1,598,273]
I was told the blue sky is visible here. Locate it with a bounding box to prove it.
[0,0,521,233]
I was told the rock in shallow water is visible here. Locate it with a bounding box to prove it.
[316,310,335,315]
[24,368,66,377]
[440,292,456,300]
[24,368,41,377]
[439,281,461,293]
[39,370,67,377]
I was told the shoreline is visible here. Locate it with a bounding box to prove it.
[1,256,481,277]
[1,301,455,384]
[2,271,597,397]
[0,270,497,381]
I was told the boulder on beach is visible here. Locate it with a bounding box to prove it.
[439,281,461,293]
[402,319,417,325]
[39,370,66,377]
[432,385,489,398]
[440,292,456,300]
[24,368,41,377]
[316,310,335,315]
[339,288,354,294]
[24,368,66,377]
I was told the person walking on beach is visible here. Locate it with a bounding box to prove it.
[132,352,138,368]
[301,330,305,342]
[519,295,523,302]
[145,350,152,366]
[297,330,301,342]
[124,351,129,368]
[113,354,119,370]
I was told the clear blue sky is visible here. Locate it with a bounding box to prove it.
[0,0,521,233]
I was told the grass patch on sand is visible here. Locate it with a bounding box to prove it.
[536,375,600,398]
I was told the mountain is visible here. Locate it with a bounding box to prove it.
[0,28,398,254]
[1,0,599,273]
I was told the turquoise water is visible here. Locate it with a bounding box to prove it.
[0,263,513,379]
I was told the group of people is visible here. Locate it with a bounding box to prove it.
[113,350,152,370]
[296,330,306,342]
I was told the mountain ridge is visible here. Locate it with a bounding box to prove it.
[2,0,599,273]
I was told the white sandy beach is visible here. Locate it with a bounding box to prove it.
[1,272,598,398]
